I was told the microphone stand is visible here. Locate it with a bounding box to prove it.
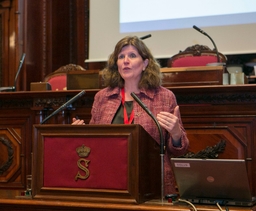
[193,25,220,63]
[131,92,165,203]
[40,90,86,124]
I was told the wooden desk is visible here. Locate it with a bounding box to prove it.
[1,85,256,210]
[0,197,256,211]
[161,66,224,86]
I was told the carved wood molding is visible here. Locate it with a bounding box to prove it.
[42,0,47,75]
[0,136,13,175]
[33,97,67,108]
[180,140,226,159]
[183,44,212,56]
[0,14,2,86]
[33,96,94,109]
[176,92,256,104]
[0,98,33,108]
[84,0,89,60]
[0,0,11,8]
[44,64,86,82]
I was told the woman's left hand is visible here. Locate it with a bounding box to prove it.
[156,106,181,141]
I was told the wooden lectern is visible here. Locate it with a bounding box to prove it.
[32,124,161,204]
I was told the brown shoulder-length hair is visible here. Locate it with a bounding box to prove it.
[102,36,162,89]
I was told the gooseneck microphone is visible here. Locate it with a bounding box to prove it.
[130,92,164,154]
[14,53,26,90]
[0,53,26,92]
[40,90,86,124]
[139,34,152,40]
[193,25,220,63]
[131,92,165,203]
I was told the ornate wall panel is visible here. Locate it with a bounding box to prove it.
[172,86,256,196]
[0,86,256,197]
[183,116,256,193]
[0,98,33,189]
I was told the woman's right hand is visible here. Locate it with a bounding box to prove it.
[71,117,85,125]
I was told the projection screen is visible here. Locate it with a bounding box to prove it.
[87,0,256,62]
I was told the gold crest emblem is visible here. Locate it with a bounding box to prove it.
[76,144,91,157]
[75,144,91,181]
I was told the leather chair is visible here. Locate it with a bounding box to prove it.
[167,44,227,67]
[44,64,86,90]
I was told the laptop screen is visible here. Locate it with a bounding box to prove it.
[171,158,255,206]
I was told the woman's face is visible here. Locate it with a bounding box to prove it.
[117,45,148,84]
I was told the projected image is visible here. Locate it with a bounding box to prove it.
[120,0,256,33]
[88,0,256,61]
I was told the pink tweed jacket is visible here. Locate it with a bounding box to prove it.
[89,86,189,194]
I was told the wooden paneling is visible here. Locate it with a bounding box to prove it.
[0,197,256,211]
[24,0,89,91]
[0,0,256,209]
[172,85,256,195]
[0,0,89,91]
[32,125,161,204]
[0,108,33,189]
[0,85,256,209]
[0,0,12,87]
[0,85,256,196]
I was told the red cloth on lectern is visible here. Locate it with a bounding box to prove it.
[43,137,128,190]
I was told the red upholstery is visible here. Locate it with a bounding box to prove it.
[168,45,227,67]
[44,64,86,91]
[47,75,67,91]
[171,55,220,67]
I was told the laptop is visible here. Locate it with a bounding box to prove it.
[0,53,26,92]
[171,158,256,206]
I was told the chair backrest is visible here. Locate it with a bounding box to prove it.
[168,44,227,67]
[44,64,86,90]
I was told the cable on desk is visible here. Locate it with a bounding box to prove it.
[216,202,225,211]
[216,201,229,211]
[178,199,198,211]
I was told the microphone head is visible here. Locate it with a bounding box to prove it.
[21,53,26,62]
[193,25,206,35]
[140,34,152,40]
[192,25,198,30]
[193,25,201,32]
